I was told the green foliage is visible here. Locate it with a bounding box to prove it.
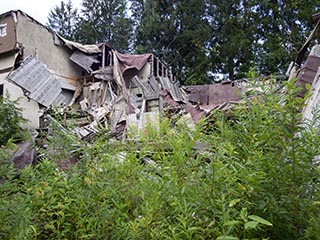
[76,0,133,51]
[47,1,319,83]
[134,0,319,82]
[135,0,212,84]
[0,96,28,146]
[47,0,78,40]
[0,79,320,239]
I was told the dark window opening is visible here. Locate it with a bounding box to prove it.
[0,84,4,97]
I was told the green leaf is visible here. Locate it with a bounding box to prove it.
[305,83,311,90]
[244,221,258,229]
[223,220,241,226]
[229,198,241,207]
[248,215,273,226]
[216,236,239,240]
[240,207,247,221]
[181,186,186,195]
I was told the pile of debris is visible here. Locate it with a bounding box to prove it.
[6,38,245,141]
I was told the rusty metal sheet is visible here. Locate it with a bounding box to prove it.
[115,52,152,74]
[185,83,241,107]
[297,68,317,84]
[296,55,320,97]
[303,55,320,71]
[160,90,179,107]
[184,102,205,121]
[7,57,62,107]
[189,88,200,103]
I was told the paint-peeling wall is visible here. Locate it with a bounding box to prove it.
[15,11,82,80]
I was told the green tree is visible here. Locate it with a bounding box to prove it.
[135,0,212,84]
[208,0,320,79]
[75,0,133,52]
[47,0,78,40]
[209,0,257,80]
[254,0,320,75]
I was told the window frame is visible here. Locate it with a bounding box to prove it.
[0,23,7,37]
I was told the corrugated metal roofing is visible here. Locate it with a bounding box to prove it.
[7,57,62,107]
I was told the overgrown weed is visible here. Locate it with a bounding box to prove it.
[0,79,320,239]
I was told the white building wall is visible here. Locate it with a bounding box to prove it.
[0,72,40,128]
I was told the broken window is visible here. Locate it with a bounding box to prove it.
[0,24,7,37]
[0,84,4,97]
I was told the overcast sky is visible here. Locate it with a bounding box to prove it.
[0,0,82,25]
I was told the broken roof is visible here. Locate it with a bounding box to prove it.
[6,56,63,107]
[115,52,152,74]
[58,35,104,54]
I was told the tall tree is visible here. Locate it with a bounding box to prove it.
[135,0,212,84]
[208,0,258,80]
[254,0,320,75]
[208,0,320,80]
[47,0,78,40]
[75,0,133,52]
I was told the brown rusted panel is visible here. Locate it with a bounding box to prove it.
[186,83,241,106]
[200,89,209,105]
[184,102,205,121]
[189,88,200,103]
[208,84,241,106]
[0,13,16,54]
[303,55,320,72]
[297,68,317,84]
[296,55,320,97]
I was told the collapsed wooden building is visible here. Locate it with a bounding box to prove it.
[0,10,243,141]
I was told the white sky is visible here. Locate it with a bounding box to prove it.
[0,0,82,25]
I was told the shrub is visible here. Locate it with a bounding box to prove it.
[0,95,28,146]
[0,79,319,239]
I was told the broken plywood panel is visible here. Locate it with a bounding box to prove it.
[93,66,114,81]
[7,57,62,107]
[131,75,158,98]
[127,111,160,138]
[159,76,184,102]
[70,50,100,73]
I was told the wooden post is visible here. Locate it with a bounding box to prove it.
[102,43,106,69]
